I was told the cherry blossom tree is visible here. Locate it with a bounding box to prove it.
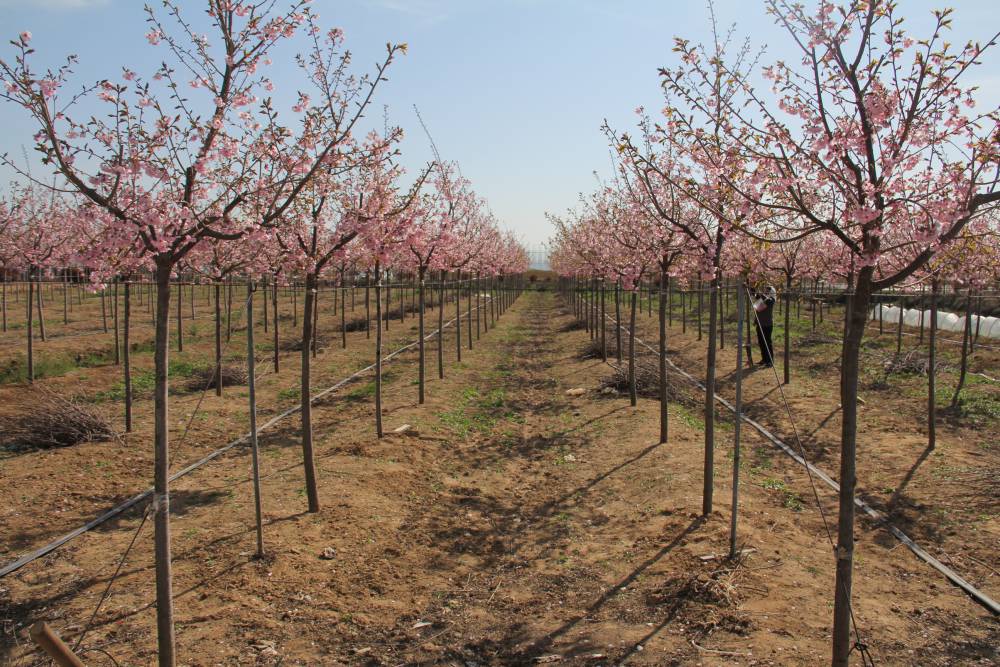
[720,2,1000,661]
[2,3,408,662]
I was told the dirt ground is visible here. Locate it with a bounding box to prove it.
[606,289,1000,606]
[1,289,998,665]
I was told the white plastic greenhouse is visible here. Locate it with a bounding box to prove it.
[870,305,1000,339]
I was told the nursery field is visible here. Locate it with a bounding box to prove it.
[1,289,997,666]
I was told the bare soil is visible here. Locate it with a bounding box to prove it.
[0,290,997,666]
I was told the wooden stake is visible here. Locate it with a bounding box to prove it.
[29,621,86,667]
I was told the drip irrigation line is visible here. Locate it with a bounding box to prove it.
[0,294,506,579]
[576,291,1000,619]
[72,504,151,653]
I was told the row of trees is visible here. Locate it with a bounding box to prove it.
[0,2,527,664]
[550,1,1000,664]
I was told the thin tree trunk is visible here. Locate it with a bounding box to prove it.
[100,286,107,333]
[340,271,347,349]
[26,276,34,383]
[628,290,637,407]
[455,271,462,362]
[152,261,176,667]
[702,275,719,515]
[300,272,320,513]
[311,286,319,358]
[784,274,792,384]
[658,265,668,443]
[418,267,426,404]
[124,281,133,432]
[438,271,446,379]
[114,282,120,365]
[226,279,233,342]
[928,280,938,451]
[895,295,904,357]
[951,288,973,410]
[375,265,384,438]
[831,272,874,667]
[467,274,473,350]
[214,283,223,397]
[272,276,280,373]
[36,276,46,342]
[246,282,264,558]
[681,288,687,334]
[697,279,703,341]
[476,273,481,340]
[729,286,746,559]
[365,274,371,339]
[600,280,607,362]
[176,281,183,352]
[615,281,623,363]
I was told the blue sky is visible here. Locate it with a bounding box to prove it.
[1,0,998,266]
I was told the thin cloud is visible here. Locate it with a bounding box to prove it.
[0,0,110,9]
[356,0,456,26]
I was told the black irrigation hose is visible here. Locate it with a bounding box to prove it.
[0,293,510,579]
[575,291,1000,617]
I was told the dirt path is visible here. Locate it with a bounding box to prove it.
[2,291,997,666]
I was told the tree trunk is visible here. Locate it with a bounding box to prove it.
[311,286,319,358]
[36,276,46,342]
[702,275,719,516]
[246,282,264,559]
[226,280,233,342]
[114,282,120,365]
[300,272,320,513]
[365,273,371,339]
[375,266,384,438]
[830,272,874,667]
[124,281,133,432]
[719,279,725,350]
[476,273,481,340]
[697,279,703,341]
[615,281,623,363]
[600,280,607,362]
[152,260,177,667]
[667,277,673,329]
[438,270,445,379]
[214,283,223,397]
[784,273,792,384]
[176,281,183,352]
[26,276,34,383]
[263,277,268,334]
[928,280,938,451]
[340,270,347,350]
[467,274,473,350]
[658,265,668,444]
[100,286,107,333]
[272,276,280,373]
[972,290,983,351]
[729,286,746,559]
[628,290,637,407]
[418,267,426,404]
[681,288,687,334]
[455,271,462,362]
[951,288,973,410]
[895,295,904,357]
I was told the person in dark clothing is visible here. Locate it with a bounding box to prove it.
[753,286,777,367]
